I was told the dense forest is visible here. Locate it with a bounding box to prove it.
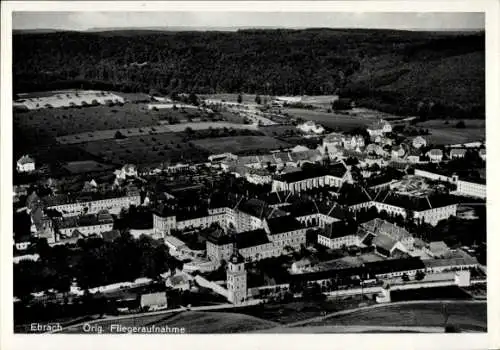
[13,28,485,117]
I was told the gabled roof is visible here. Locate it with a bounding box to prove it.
[234,229,271,249]
[360,218,412,241]
[428,149,443,156]
[18,155,35,165]
[266,215,304,235]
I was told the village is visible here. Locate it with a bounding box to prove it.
[12,89,487,333]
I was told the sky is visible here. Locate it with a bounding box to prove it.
[12,12,485,31]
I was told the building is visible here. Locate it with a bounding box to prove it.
[164,235,188,256]
[297,121,325,134]
[17,155,35,173]
[422,250,479,274]
[451,175,486,199]
[139,292,168,310]
[349,190,458,226]
[317,221,361,249]
[165,273,192,291]
[358,219,414,258]
[226,250,247,304]
[367,120,392,138]
[412,136,427,149]
[206,215,306,263]
[479,149,486,161]
[114,164,138,180]
[271,162,351,193]
[291,259,313,274]
[44,191,141,217]
[427,149,443,163]
[449,148,466,159]
[391,146,406,159]
[55,211,114,238]
[343,135,365,151]
[264,215,307,251]
[426,241,450,258]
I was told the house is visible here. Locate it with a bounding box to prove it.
[297,121,325,134]
[164,235,188,256]
[17,155,35,173]
[139,292,168,310]
[478,149,486,161]
[357,218,415,257]
[14,234,32,251]
[291,259,312,274]
[165,273,192,291]
[343,135,365,150]
[365,143,386,157]
[412,136,427,149]
[290,145,310,153]
[427,149,443,163]
[317,221,361,249]
[271,162,352,193]
[321,133,344,156]
[391,145,406,159]
[427,241,450,258]
[367,120,392,138]
[449,148,466,159]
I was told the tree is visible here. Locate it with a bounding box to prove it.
[455,121,466,129]
[415,270,426,281]
[402,273,410,282]
[114,131,126,139]
[237,94,243,104]
[255,95,262,105]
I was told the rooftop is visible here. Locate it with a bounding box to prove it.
[266,215,304,235]
[364,257,426,275]
[360,218,412,241]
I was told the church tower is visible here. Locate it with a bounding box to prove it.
[226,243,247,304]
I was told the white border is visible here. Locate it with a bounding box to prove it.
[1,2,499,350]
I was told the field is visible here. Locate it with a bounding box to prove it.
[81,132,208,166]
[63,160,114,174]
[191,136,290,154]
[14,104,159,138]
[57,122,258,144]
[283,108,375,131]
[415,119,485,145]
[297,301,487,332]
[62,311,278,334]
[228,295,375,325]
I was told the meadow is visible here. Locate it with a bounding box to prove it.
[416,119,485,145]
[191,136,291,155]
[298,301,487,332]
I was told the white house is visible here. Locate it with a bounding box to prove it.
[478,149,486,161]
[297,121,325,134]
[449,148,466,159]
[412,136,427,149]
[17,155,35,173]
[367,120,392,138]
[427,149,444,163]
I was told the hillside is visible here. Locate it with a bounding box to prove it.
[13,29,484,118]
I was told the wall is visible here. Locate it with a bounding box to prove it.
[194,275,229,299]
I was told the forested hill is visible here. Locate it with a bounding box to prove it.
[13,29,485,118]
